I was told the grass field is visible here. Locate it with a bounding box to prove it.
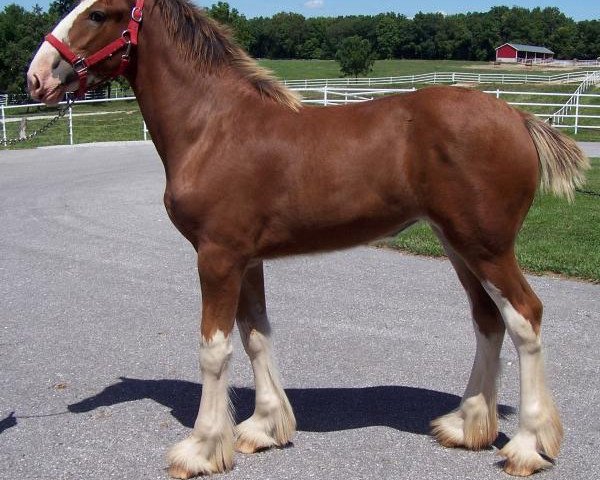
[380,158,600,283]
[1,101,144,148]
[258,59,588,80]
[2,59,597,147]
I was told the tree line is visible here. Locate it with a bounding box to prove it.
[1,1,599,93]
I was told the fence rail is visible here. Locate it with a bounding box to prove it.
[283,70,600,88]
[0,86,135,106]
[551,71,600,133]
[3,70,599,106]
[2,86,599,147]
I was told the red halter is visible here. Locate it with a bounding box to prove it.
[45,0,144,98]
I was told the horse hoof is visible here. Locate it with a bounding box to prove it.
[431,411,465,448]
[235,421,278,453]
[501,456,552,477]
[235,409,295,454]
[431,399,498,451]
[499,434,553,477]
[167,436,233,478]
[168,465,196,479]
[235,437,265,454]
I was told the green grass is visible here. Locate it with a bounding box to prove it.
[2,60,597,148]
[380,158,600,283]
[263,59,491,79]
[1,103,145,148]
[258,59,588,80]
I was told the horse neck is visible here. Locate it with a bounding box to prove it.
[126,6,256,173]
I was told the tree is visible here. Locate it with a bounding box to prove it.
[207,1,253,51]
[0,4,54,93]
[48,0,77,20]
[1,1,597,95]
[376,14,401,59]
[263,12,308,58]
[574,20,600,59]
[335,36,375,78]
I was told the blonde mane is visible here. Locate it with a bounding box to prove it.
[155,0,301,111]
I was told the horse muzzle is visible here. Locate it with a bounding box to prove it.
[27,42,75,105]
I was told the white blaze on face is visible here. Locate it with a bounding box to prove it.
[55,0,99,42]
[27,0,99,103]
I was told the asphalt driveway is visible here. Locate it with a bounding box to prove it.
[0,144,598,479]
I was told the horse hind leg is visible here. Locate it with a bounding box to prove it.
[234,261,296,454]
[479,256,562,476]
[431,240,505,451]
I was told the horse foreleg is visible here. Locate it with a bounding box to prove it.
[234,261,296,453]
[167,245,246,478]
[431,241,505,450]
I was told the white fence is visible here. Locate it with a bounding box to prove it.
[296,87,416,105]
[550,59,600,68]
[2,87,599,147]
[0,96,146,147]
[295,86,600,134]
[551,71,600,131]
[3,70,598,107]
[283,70,600,88]
[0,86,135,106]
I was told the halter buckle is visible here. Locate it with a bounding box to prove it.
[122,42,133,61]
[72,58,88,74]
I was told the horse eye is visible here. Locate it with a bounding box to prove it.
[89,11,107,23]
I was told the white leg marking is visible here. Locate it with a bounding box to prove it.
[167,330,234,477]
[235,301,295,453]
[432,323,503,449]
[482,281,562,475]
[462,326,503,446]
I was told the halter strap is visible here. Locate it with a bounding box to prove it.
[45,0,144,98]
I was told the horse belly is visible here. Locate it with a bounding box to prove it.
[258,161,420,256]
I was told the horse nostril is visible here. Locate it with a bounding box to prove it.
[27,73,42,95]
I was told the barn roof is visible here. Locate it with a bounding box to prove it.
[496,43,554,54]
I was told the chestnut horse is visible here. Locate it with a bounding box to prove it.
[27,0,588,477]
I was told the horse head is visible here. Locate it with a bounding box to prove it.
[27,0,141,104]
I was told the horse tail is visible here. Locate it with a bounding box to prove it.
[523,114,590,202]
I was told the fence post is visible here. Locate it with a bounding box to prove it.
[496,89,500,99]
[323,86,328,106]
[68,101,74,145]
[574,92,580,135]
[1,105,6,146]
[143,121,147,141]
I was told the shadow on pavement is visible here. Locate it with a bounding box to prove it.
[0,412,17,435]
[68,377,515,437]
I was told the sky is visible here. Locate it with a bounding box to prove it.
[2,0,599,21]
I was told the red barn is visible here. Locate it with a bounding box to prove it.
[495,43,554,63]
